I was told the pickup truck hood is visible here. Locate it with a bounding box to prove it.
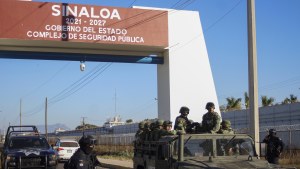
[7,148,55,157]
[177,156,282,169]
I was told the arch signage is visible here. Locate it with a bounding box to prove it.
[0,1,220,125]
[0,1,168,47]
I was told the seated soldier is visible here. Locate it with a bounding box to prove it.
[202,102,221,134]
[217,120,234,134]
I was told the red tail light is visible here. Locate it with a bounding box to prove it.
[57,147,64,151]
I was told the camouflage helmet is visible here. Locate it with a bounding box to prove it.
[205,102,215,110]
[179,106,190,114]
[221,120,231,128]
[150,122,156,130]
[138,121,146,129]
[156,119,164,127]
[163,120,173,127]
[144,121,151,129]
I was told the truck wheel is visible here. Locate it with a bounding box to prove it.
[137,166,144,169]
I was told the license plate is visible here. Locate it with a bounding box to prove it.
[67,150,72,153]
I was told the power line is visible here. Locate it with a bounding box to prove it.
[21,62,70,99]
[204,0,243,32]
[168,0,243,52]
[49,63,112,105]
[129,0,138,7]
[23,63,112,117]
[48,63,110,104]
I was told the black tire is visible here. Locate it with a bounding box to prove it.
[47,166,57,169]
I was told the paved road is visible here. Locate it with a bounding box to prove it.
[56,162,110,169]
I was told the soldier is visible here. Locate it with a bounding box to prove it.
[174,106,191,133]
[217,120,234,134]
[150,119,164,141]
[201,102,221,134]
[140,121,151,141]
[135,121,145,143]
[160,120,177,137]
[263,129,284,164]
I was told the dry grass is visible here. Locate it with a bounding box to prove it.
[279,150,300,168]
[93,145,134,160]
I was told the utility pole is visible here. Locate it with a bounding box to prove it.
[45,97,48,139]
[81,117,87,136]
[20,99,22,127]
[247,0,260,155]
[114,88,117,115]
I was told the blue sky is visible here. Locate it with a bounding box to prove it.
[0,0,299,130]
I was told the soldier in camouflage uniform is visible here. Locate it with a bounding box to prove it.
[217,120,234,134]
[160,120,177,138]
[140,121,151,141]
[150,119,164,141]
[201,102,221,134]
[135,121,145,143]
[174,106,191,133]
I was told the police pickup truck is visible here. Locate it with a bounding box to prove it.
[0,126,57,169]
[133,133,290,169]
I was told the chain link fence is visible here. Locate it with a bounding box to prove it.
[236,124,300,150]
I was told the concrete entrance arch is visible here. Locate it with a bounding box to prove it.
[0,1,219,123]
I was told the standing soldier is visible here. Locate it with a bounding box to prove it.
[202,102,221,134]
[217,120,234,134]
[174,106,191,133]
[263,129,284,164]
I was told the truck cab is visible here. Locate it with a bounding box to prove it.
[0,126,57,169]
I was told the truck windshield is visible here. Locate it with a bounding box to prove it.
[182,136,255,158]
[9,137,50,149]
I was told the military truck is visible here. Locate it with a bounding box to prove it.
[133,133,289,169]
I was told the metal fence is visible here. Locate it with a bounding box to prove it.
[236,124,300,150]
[47,133,135,146]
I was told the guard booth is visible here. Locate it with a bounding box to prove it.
[0,1,219,123]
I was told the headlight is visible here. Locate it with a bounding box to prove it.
[49,154,56,160]
[6,156,16,161]
[48,154,57,165]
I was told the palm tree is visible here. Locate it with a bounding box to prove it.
[282,98,290,104]
[261,96,275,107]
[244,92,249,109]
[226,97,242,111]
[290,94,298,103]
[282,94,298,104]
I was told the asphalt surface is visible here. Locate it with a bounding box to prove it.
[57,162,110,169]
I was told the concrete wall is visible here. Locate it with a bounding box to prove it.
[221,102,300,130]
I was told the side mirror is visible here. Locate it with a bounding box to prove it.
[259,142,266,157]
